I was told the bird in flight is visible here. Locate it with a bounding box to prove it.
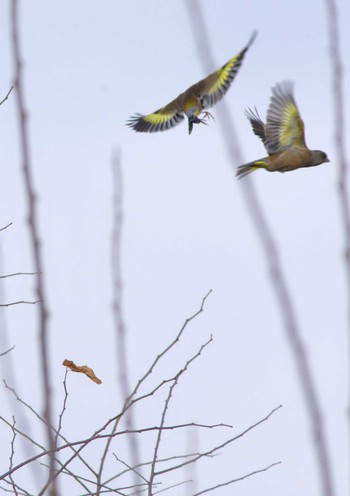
[127,31,257,135]
[236,81,330,178]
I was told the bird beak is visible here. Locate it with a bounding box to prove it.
[325,157,330,163]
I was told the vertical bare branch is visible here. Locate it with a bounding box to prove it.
[96,149,141,493]
[10,2,56,495]
[9,416,19,496]
[324,0,350,447]
[184,2,334,495]
[111,148,139,417]
[185,428,199,495]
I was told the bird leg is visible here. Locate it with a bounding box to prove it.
[188,111,215,134]
[198,110,215,125]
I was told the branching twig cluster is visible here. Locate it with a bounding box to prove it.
[0,292,281,494]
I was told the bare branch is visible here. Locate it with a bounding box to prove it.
[113,454,149,485]
[0,345,15,357]
[105,451,218,486]
[156,404,282,477]
[96,149,140,493]
[191,462,281,496]
[3,378,98,486]
[0,300,40,307]
[126,289,212,405]
[148,336,213,494]
[0,223,13,232]
[9,417,19,496]
[0,86,13,106]
[0,421,232,482]
[184,3,335,496]
[10,2,56,494]
[324,0,350,445]
[153,479,191,495]
[0,414,46,452]
[0,272,39,279]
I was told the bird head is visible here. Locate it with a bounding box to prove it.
[311,150,330,166]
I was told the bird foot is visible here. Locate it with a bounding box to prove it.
[188,111,215,134]
[198,111,215,125]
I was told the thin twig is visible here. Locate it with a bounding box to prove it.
[127,289,212,406]
[10,2,56,495]
[54,369,68,448]
[0,345,15,357]
[1,480,31,496]
[0,272,39,279]
[153,479,191,495]
[0,223,13,232]
[9,417,19,496]
[184,3,335,496]
[0,300,40,307]
[148,336,213,494]
[105,451,218,486]
[156,404,282,477]
[32,292,212,491]
[113,454,149,485]
[0,415,92,494]
[40,463,95,496]
[192,461,281,495]
[0,421,232,481]
[0,86,13,106]
[3,378,98,485]
[0,414,45,452]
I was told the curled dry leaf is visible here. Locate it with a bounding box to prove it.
[63,359,102,384]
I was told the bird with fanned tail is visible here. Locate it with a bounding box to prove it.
[236,81,330,178]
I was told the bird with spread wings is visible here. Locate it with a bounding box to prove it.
[127,31,257,135]
[236,81,330,178]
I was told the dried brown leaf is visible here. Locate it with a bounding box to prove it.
[63,359,102,384]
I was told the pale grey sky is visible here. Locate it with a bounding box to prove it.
[0,1,349,494]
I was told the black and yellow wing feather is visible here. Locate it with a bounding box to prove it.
[126,96,185,133]
[245,107,267,146]
[265,81,306,154]
[199,30,257,108]
[127,31,257,133]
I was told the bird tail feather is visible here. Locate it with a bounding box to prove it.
[236,160,266,179]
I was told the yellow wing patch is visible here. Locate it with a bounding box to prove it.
[127,32,257,133]
[198,31,257,108]
[279,101,305,148]
[127,108,184,132]
[265,81,306,154]
[207,54,241,97]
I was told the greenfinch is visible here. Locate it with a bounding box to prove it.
[127,31,257,135]
[236,81,330,178]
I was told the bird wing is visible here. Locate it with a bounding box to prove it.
[245,107,266,146]
[265,81,306,154]
[193,31,257,109]
[127,96,185,132]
